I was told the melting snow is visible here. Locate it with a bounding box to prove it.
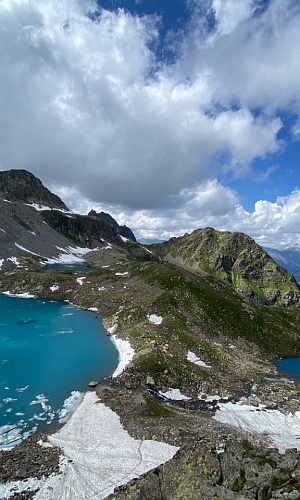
[45,246,98,265]
[15,244,41,256]
[7,257,21,266]
[158,388,191,401]
[76,277,86,286]
[214,401,300,453]
[0,393,178,499]
[187,351,211,368]
[147,314,163,325]
[111,335,135,378]
[2,291,35,298]
[115,272,129,276]
[88,307,98,312]
[50,285,59,292]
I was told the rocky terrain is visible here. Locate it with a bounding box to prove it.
[0,170,68,211]
[154,227,300,306]
[1,170,300,499]
[88,210,136,242]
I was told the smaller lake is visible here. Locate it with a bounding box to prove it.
[273,358,300,383]
[44,262,95,272]
[0,295,118,448]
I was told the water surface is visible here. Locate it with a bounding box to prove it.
[273,357,300,383]
[0,294,117,447]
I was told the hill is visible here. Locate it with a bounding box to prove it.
[153,227,300,306]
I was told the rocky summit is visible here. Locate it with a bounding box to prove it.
[154,227,300,306]
[1,169,300,499]
[0,169,69,210]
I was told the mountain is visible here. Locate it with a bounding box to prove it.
[88,210,136,242]
[0,169,69,211]
[264,246,300,284]
[154,227,300,306]
[2,171,300,498]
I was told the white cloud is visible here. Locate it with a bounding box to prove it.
[0,0,300,246]
[0,0,296,211]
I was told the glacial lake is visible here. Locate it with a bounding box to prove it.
[0,294,118,448]
[273,357,300,383]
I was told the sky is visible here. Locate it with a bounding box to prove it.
[0,0,300,248]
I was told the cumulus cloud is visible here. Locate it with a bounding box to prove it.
[0,0,294,206]
[0,0,300,245]
[104,185,300,249]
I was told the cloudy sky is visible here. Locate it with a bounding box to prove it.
[1,0,300,247]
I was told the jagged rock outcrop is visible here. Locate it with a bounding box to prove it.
[154,227,300,306]
[88,210,136,242]
[0,169,69,211]
[42,210,119,247]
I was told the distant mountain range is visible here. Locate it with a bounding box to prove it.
[264,247,300,284]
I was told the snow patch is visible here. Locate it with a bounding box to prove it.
[0,392,178,499]
[45,246,98,265]
[7,257,21,266]
[76,276,86,285]
[120,236,128,242]
[214,402,300,453]
[111,335,135,378]
[2,291,35,299]
[88,307,98,312]
[147,314,163,325]
[187,351,211,369]
[50,285,59,292]
[159,388,191,401]
[115,271,129,276]
[0,259,4,269]
[15,243,41,256]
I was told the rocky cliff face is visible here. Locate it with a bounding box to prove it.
[88,210,136,242]
[41,210,120,247]
[0,169,69,210]
[155,227,300,306]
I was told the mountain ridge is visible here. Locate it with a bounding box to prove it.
[0,169,69,211]
[154,227,300,306]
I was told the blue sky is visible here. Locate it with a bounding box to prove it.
[0,0,300,247]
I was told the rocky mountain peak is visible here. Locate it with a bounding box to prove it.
[155,227,300,306]
[88,210,136,242]
[0,169,69,211]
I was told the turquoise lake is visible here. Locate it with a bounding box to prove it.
[273,358,300,383]
[0,294,118,448]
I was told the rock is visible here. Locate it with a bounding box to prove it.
[88,381,98,388]
[146,376,155,386]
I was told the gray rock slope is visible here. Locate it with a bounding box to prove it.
[0,199,75,263]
